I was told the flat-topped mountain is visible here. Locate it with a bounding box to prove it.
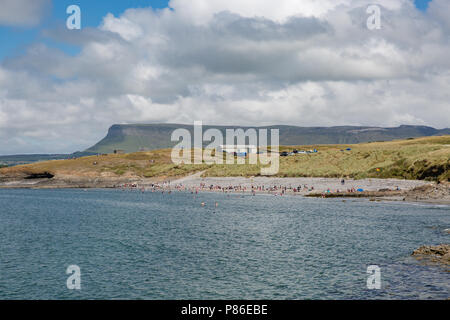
[86,124,450,154]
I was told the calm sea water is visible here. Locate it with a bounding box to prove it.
[0,188,448,300]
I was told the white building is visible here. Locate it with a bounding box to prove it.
[217,145,257,155]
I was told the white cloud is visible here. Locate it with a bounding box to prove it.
[0,0,449,154]
[0,0,51,27]
[168,0,408,23]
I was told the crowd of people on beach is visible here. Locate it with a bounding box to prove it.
[116,178,405,204]
[117,181,359,196]
[118,178,403,198]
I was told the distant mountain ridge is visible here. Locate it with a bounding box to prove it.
[86,124,450,154]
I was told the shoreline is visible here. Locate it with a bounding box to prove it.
[1,173,449,205]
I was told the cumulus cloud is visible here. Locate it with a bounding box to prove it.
[0,0,51,27]
[168,0,407,24]
[0,0,449,154]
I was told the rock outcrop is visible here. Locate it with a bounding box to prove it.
[412,244,450,266]
[404,182,450,203]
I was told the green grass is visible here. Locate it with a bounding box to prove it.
[2,136,449,181]
[204,136,450,181]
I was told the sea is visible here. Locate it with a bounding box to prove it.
[0,188,448,299]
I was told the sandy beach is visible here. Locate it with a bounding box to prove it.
[172,172,427,194]
[1,170,449,204]
[165,172,449,204]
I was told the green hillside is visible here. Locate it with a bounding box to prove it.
[2,136,449,182]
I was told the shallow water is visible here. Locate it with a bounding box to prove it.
[0,189,448,299]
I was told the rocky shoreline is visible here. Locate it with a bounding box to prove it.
[307,183,450,204]
[412,244,450,268]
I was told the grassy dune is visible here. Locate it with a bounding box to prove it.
[1,136,449,182]
[0,149,207,180]
[254,135,449,181]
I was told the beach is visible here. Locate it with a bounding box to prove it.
[172,172,426,194]
[1,169,449,204]
[168,173,450,204]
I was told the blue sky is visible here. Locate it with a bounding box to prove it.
[415,0,433,10]
[0,0,433,60]
[0,0,170,60]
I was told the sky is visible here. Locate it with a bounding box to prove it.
[0,0,448,155]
